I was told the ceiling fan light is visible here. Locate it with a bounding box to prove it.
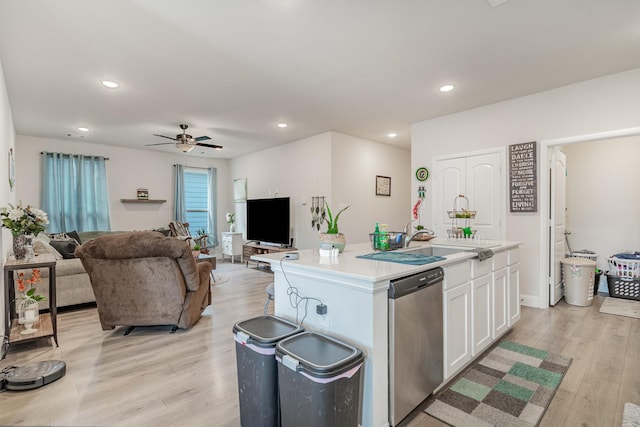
[176,143,195,153]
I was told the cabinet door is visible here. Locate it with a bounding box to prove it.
[472,274,492,356]
[222,235,232,254]
[433,151,504,240]
[444,282,471,380]
[508,264,521,326]
[493,268,508,338]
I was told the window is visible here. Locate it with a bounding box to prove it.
[41,152,111,233]
[184,169,209,235]
[174,165,218,247]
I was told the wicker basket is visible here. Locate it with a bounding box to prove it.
[606,274,640,301]
[607,254,640,281]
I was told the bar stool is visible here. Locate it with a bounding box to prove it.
[263,283,274,315]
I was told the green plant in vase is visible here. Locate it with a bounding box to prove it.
[315,201,350,252]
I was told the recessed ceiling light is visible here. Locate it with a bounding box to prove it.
[388,133,397,138]
[77,127,90,132]
[101,80,120,89]
[439,84,455,92]
[277,123,288,128]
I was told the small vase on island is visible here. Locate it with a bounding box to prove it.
[319,232,347,253]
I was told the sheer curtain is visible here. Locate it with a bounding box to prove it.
[41,152,111,233]
[174,164,187,222]
[207,167,218,247]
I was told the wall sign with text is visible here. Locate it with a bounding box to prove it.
[509,141,537,212]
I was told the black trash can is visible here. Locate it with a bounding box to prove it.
[275,331,364,427]
[233,315,304,427]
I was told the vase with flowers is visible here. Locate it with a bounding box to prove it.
[1,202,49,260]
[226,212,236,232]
[312,200,350,253]
[15,269,45,334]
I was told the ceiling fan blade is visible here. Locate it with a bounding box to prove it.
[152,134,177,141]
[196,142,223,149]
[194,136,211,142]
[145,142,175,146]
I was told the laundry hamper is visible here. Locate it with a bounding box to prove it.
[606,252,640,301]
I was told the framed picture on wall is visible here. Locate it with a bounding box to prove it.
[234,178,247,201]
[376,175,391,196]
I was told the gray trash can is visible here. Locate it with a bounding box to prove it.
[561,257,597,306]
[233,315,304,427]
[275,331,364,427]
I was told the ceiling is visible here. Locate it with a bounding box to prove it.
[0,1,639,159]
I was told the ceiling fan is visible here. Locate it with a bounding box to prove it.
[146,124,223,153]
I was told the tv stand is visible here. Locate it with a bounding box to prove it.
[243,242,295,268]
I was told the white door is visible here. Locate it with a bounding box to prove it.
[466,153,502,240]
[549,148,567,305]
[433,151,504,240]
[434,157,465,234]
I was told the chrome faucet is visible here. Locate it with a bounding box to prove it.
[404,229,435,247]
[403,219,416,235]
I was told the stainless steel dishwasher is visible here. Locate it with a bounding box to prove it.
[388,267,443,426]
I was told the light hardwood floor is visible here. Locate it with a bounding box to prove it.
[1,262,638,427]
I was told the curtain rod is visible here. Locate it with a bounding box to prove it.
[40,151,109,160]
[173,164,210,170]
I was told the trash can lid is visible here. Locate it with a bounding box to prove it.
[233,315,303,348]
[560,257,597,266]
[276,332,363,378]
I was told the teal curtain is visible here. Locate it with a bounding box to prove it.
[41,152,111,233]
[207,167,218,247]
[174,164,186,222]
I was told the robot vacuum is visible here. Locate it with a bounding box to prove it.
[1,360,66,391]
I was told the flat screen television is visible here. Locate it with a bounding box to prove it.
[246,197,291,247]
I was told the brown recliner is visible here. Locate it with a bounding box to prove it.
[75,231,212,333]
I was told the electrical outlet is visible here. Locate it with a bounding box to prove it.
[317,305,330,328]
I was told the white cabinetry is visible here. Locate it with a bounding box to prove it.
[221,232,243,263]
[507,249,521,326]
[443,261,471,379]
[492,251,509,338]
[442,246,520,383]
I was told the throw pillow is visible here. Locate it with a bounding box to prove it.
[66,230,82,245]
[50,239,79,259]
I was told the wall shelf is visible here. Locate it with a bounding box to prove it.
[120,199,166,203]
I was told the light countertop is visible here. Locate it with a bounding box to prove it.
[251,239,521,283]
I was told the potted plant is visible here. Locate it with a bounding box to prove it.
[192,244,201,258]
[225,212,236,232]
[315,201,350,252]
[1,202,49,260]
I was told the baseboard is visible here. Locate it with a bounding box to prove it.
[521,293,546,308]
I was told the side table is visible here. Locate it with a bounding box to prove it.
[4,253,58,348]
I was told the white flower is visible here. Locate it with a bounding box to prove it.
[30,208,49,225]
[7,207,24,221]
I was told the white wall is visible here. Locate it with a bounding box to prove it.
[14,135,232,250]
[0,59,16,337]
[412,67,640,308]
[564,136,640,272]
[231,131,411,250]
[332,132,411,244]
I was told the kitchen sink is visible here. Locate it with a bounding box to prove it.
[399,246,467,257]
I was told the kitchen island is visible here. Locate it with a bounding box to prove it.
[252,238,521,427]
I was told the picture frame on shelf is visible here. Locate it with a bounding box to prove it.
[376,175,391,196]
[136,188,149,200]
